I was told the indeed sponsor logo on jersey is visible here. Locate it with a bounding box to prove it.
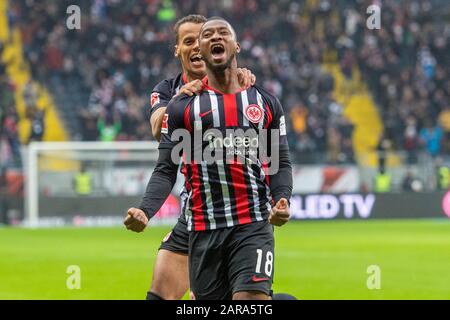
[169,127,281,174]
[289,194,375,219]
[205,131,259,149]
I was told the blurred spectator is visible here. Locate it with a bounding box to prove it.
[403,116,419,163]
[0,68,21,168]
[419,120,443,157]
[73,164,92,196]
[97,112,121,142]
[376,134,392,173]
[23,80,38,110]
[436,158,450,191]
[290,104,308,135]
[28,107,46,143]
[374,168,392,193]
[438,105,450,154]
[402,170,424,192]
[0,167,8,225]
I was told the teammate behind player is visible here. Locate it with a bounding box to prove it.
[126,17,293,300]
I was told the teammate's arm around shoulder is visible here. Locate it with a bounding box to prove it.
[176,79,204,97]
[150,80,203,141]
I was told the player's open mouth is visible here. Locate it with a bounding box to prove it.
[190,54,204,67]
[211,44,225,60]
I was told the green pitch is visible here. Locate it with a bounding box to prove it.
[1,219,449,299]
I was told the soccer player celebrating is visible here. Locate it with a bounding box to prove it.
[125,16,293,300]
[128,14,259,301]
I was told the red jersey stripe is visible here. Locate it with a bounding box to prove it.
[223,94,238,127]
[262,162,270,186]
[229,163,252,225]
[184,104,192,132]
[264,103,272,128]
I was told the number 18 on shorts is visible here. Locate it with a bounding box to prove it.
[189,221,274,300]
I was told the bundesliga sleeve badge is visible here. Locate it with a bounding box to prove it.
[151,92,160,108]
[279,115,286,136]
[161,114,169,134]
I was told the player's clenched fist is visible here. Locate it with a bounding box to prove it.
[269,198,291,227]
[176,79,204,97]
[124,207,149,232]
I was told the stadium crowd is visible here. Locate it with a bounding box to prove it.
[337,0,450,161]
[5,0,450,164]
[0,44,21,169]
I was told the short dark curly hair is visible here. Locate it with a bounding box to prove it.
[173,14,207,44]
[200,16,237,41]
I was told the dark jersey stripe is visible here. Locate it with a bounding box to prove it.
[199,93,213,127]
[235,92,244,128]
[216,94,226,128]
[196,162,211,230]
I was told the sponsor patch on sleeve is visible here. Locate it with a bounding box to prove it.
[161,114,169,134]
[279,115,286,136]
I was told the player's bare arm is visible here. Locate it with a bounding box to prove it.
[150,107,167,141]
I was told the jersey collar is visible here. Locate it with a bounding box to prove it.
[201,76,247,95]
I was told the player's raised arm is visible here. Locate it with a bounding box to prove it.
[150,108,167,142]
[266,95,293,227]
[125,96,189,232]
[148,80,172,141]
